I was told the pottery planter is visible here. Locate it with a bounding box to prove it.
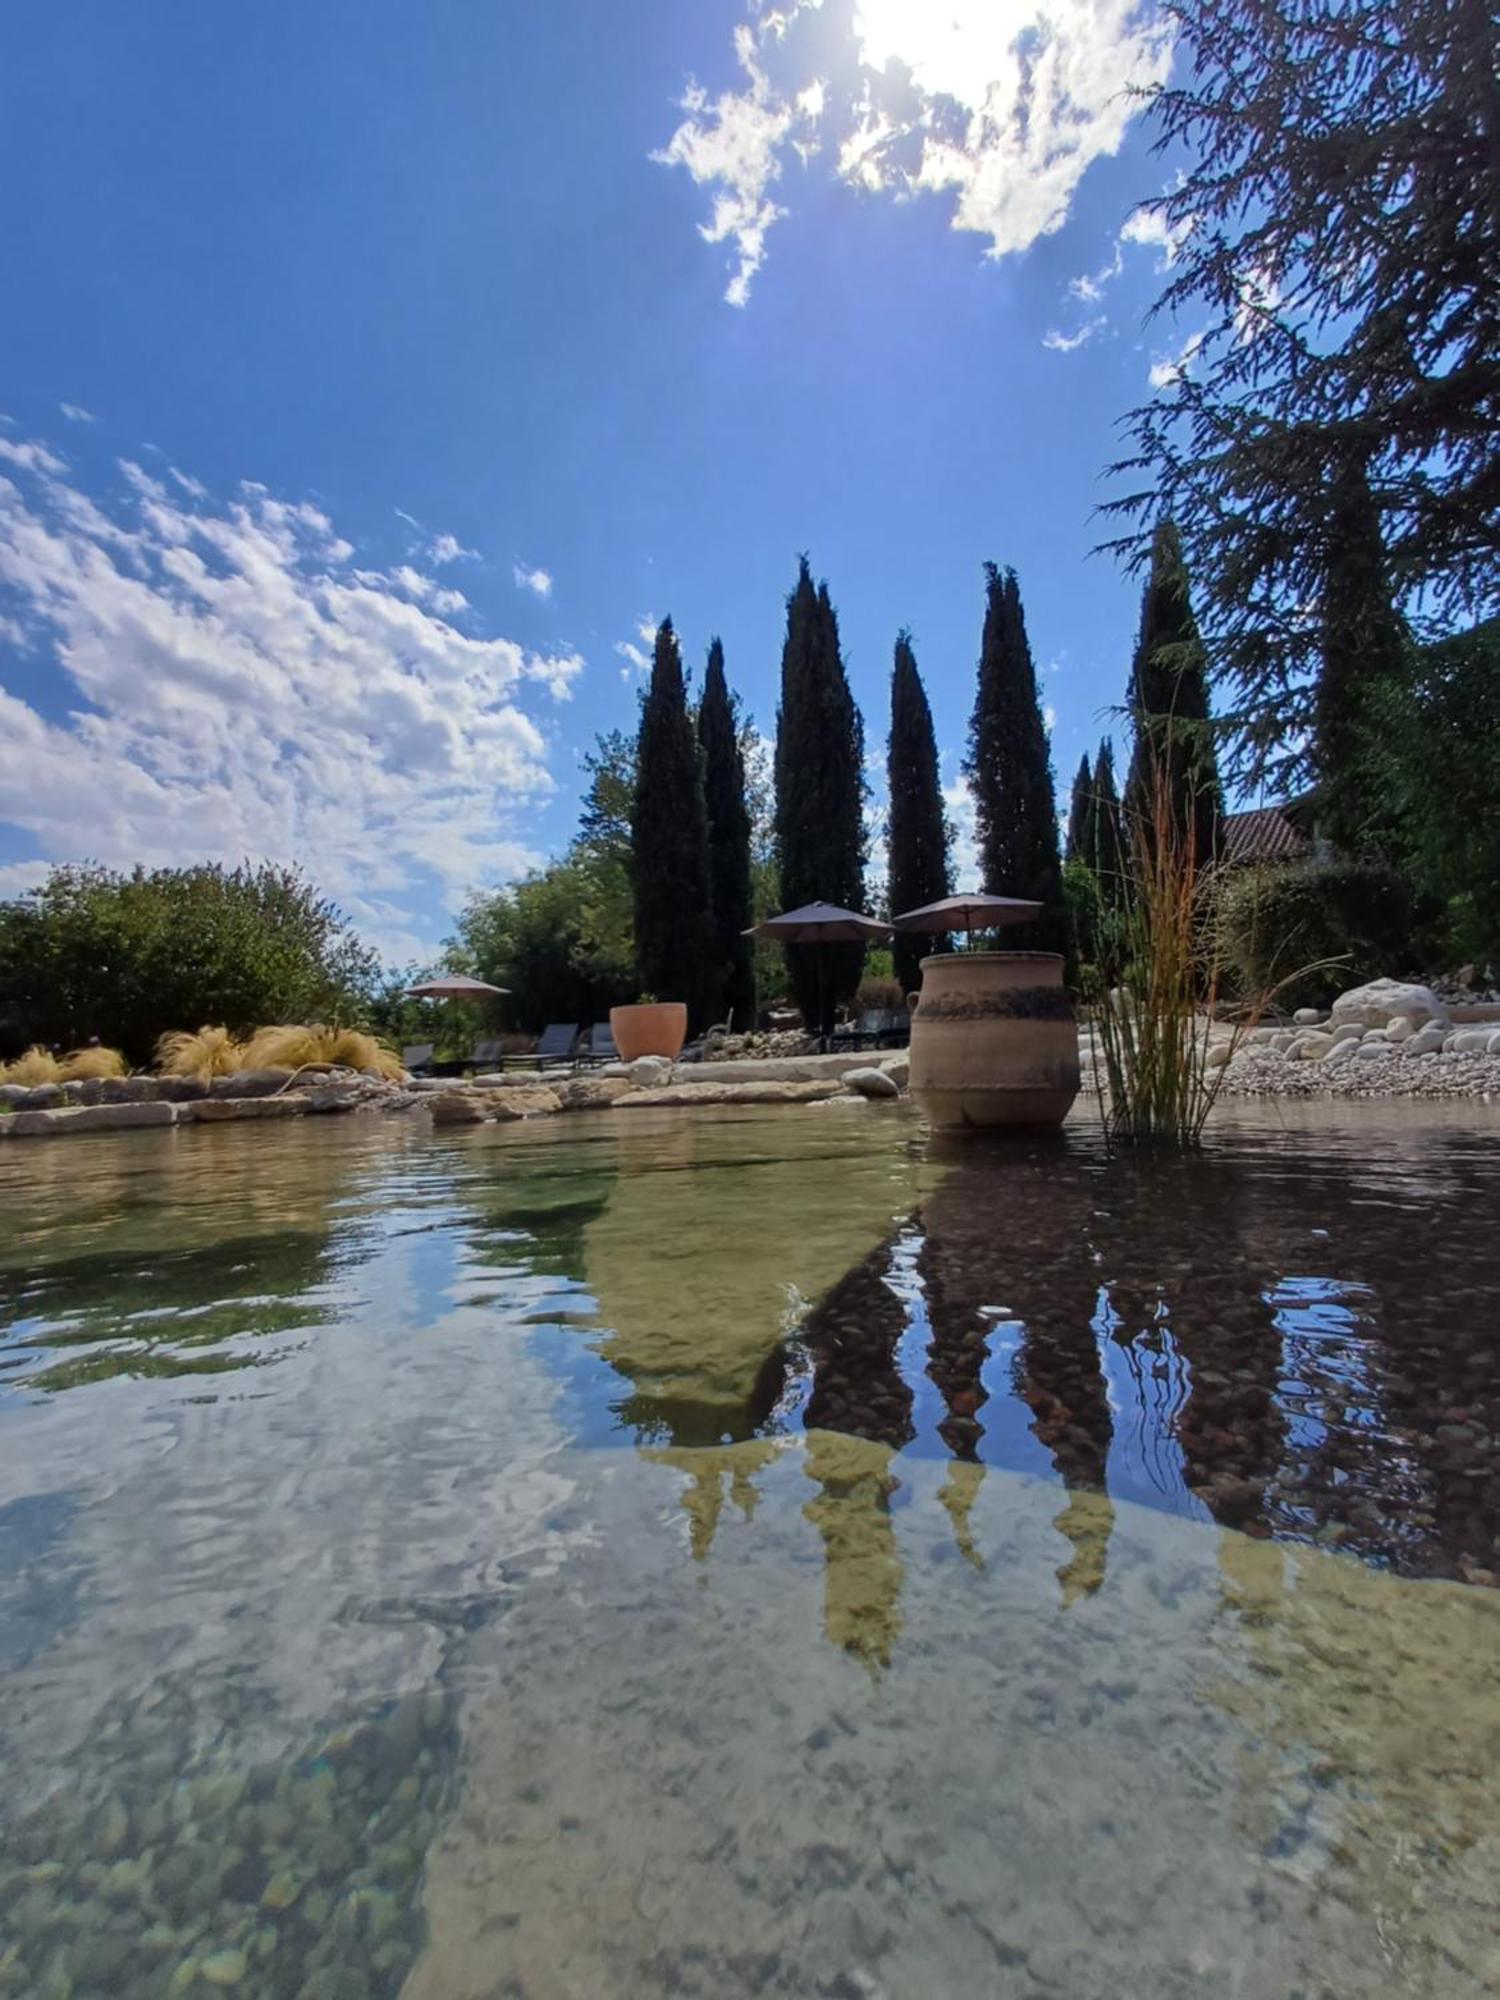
[908,951,1079,1129]
[609,1002,688,1062]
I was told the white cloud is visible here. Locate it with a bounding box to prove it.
[59,403,96,424]
[0,859,53,899]
[513,560,553,599]
[1043,318,1103,352]
[614,613,659,678]
[0,437,67,477]
[0,441,584,957]
[942,767,981,891]
[427,530,477,565]
[658,0,1174,300]
[1148,327,1204,389]
[653,21,825,306]
[1121,202,1190,269]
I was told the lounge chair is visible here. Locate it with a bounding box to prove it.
[577,1021,619,1067]
[829,1009,911,1053]
[401,1043,436,1076]
[506,1023,580,1071]
[461,1038,504,1075]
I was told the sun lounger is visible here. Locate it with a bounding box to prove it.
[506,1023,580,1071]
[401,1043,436,1076]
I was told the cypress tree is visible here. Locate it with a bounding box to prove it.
[963,564,1063,949]
[1317,456,1410,856]
[774,557,866,1033]
[1091,737,1128,904]
[1124,522,1223,872]
[886,632,953,993]
[631,618,714,1024]
[1065,752,1094,863]
[696,637,755,1027]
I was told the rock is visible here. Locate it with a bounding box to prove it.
[186,1095,307,1122]
[303,1082,373,1113]
[209,1067,296,1099]
[1249,1026,1280,1047]
[484,1086,562,1120]
[557,1077,635,1111]
[1205,1043,1233,1069]
[1384,1014,1416,1042]
[1331,1022,1364,1044]
[621,1079,847,1108]
[19,1082,64,1109]
[200,1947,248,1986]
[1446,1028,1491,1054]
[1353,1040,1396,1061]
[1488,1030,1500,1056]
[878,1054,910,1088]
[1407,1026,1447,1056]
[843,1066,901,1099]
[427,1090,489,1126]
[1289,1032,1335,1060]
[1292,1007,1324,1026]
[156,1075,209,1102]
[0,1082,31,1106]
[4,1101,179,1137]
[98,1075,161,1103]
[1329,978,1449,1032]
[625,1055,674,1086]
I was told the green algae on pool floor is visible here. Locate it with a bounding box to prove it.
[3,1101,1500,1997]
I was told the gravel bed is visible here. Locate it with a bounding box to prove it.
[1218,1045,1500,1100]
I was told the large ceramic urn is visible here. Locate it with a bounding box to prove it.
[908,951,1080,1129]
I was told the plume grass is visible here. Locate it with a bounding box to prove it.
[155,1026,247,1081]
[3,1045,64,1086]
[61,1046,129,1081]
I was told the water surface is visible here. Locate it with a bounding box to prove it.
[2,1101,1499,1997]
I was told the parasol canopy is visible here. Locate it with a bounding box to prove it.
[743,901,891,944]
[403,974,512,999]
[892,892,1041,935]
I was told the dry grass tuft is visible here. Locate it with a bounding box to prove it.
[3,1045,64,1086]
[156,1026,247,1081]
[321,1028,404,1079]
[242,1023,405,1077]
[61,1046,129,1081]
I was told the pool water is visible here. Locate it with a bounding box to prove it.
[2,1101,1500,1997]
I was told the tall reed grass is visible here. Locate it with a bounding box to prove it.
[155,1023,403,1081]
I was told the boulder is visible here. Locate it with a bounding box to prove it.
[1407,1026,1447,1057]
[625,1055,674,1087]
[843,1066,901,1099]
[4,1102,178,1138]
[186,1096,308,1122]
[621,1079,847,1109]
[427,1090,490,1126]
[485,1087,562,1120]
[156,1076,210,1102]
[557,1077,635,1111]
[209,1067,296,1100]
[1330,979,1448,1033]
[0,1083,31,1107]
[1446,1028,1492,1055]
[1384,1014,1416,1042]
[17,1083,64,1110]
[98,1076,162,1104]
[1289,1032,1335,1061]
[1205,1042,1233,1070]
[1331,1022,1364,1044]
[878,1054,910,1089]
[1292,1007,1325,1026]
[1353,1040,1396,1062]
[303,1082,373,1113]
[1488,1030,1500,1056]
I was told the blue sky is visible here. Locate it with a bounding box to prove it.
[0,0,1196,965]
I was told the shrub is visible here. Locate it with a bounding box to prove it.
[156,1027,247,1081]
[3,1045,63,1085]
[1218,860,1415,1011]
[855,975,905,1014]
[61,1046,129,1080]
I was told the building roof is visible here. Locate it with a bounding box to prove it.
[1221,803,1313,868]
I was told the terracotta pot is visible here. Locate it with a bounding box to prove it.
[610,1002,688,1062]
[908,951,1079,1129]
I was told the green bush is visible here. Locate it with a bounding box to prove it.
[1217,860,1416,1011]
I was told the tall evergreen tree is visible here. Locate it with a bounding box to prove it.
[631,619,714,1024]
[1091,737,1128,905]
[1317,456,1410,856]
[886,632,953,993]
[1124,522,1224,871]
[774,557,866,1031]
[964,564,1063,949]
[696,638,756,1026]
[1065,752,1094,863]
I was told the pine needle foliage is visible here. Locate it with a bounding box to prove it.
[697,639,755,1027]
[886,633,953,992]
[964,565,1063,950]
[1124,522,1224,875]
[1065,753,1094,864]
[631,619,715,1026]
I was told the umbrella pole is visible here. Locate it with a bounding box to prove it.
[818,947,828,1053]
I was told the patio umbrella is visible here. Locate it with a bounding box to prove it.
[892,892,1041,941]
[744,901,890,1047]
[402,974,511,999]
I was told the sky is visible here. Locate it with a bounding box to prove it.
[0,0,1200,968]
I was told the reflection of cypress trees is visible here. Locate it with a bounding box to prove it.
[644,1441,781,1562]
[802,1432,904,1670]
[801,1239,914,1450]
